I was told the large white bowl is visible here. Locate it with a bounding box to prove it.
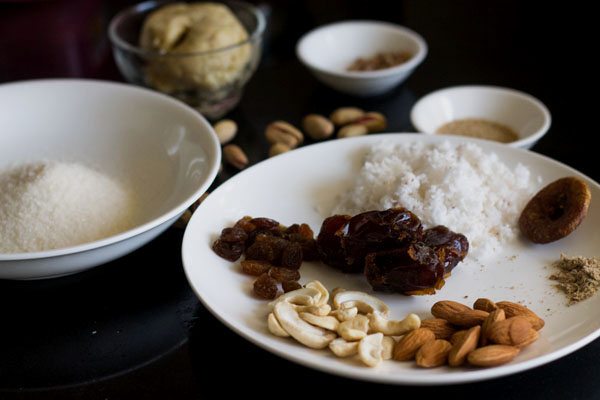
[0,79,220,279]
[411,85,551,149]
[296,21,427,96]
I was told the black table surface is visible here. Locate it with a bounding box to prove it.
[1,1,599,399]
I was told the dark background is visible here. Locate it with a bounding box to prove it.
[1,1,598,399]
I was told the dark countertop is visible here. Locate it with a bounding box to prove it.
[1,1,598,399]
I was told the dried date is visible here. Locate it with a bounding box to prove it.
[422,226,469,274]
[317,208,424,273]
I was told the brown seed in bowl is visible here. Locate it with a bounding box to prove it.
[519,176,591,244]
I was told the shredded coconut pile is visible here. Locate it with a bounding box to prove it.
[333,141,540,258]
[0,161,138,253]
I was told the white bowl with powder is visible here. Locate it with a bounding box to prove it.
[410,85,551,149]
[0,79,220,279]
[296,21,428,96]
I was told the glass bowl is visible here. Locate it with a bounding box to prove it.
[109,0,265,119]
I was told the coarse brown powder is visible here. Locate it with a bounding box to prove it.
[549,254,600,305]
[347,52,412,71]
[436,118,519,143]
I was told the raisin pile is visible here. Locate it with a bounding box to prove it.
[212,216,317,299]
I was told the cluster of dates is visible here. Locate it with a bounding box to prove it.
[212,216,318,299]
[212,208,469,297]
[317,208,469,295]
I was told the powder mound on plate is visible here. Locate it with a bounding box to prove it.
[333,141,540,258]
[0,161,138,253]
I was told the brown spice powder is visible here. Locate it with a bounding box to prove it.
[347,52,412,71]
[549,254,600,305]
[436,118,519,143]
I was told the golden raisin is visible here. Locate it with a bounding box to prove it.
[282,281,302,292]
[240,260,272,276]
[268,267,300,282]
[253,273,280,299]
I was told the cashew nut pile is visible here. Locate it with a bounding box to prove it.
[266,281,420,367]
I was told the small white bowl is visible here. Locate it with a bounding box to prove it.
[0,79,221,279]
[296,20,427,96]
[410,85,551,149]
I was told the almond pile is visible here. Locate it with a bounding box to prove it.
[398,298,544,368]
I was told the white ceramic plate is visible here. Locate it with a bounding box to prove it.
[182,134,600,385]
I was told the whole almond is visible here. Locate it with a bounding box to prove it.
[468,345,520,367]
[473,298,498,312]
[496,301,545,331]
[431,301,489,327]
[269,143,291,157]
[302,114,334,140]
[488,316,533,347]
[450,330,468,346]
[448,325,480,367]
[517,328,540,348]
[213,119,237,144]
[480,308,506,346]
[431,301,470,317]
[330,107,365,126]
[223,144,248,169]
[393,328,435,361]
[265,121,304,148]
[416,339,452,368]
[421,318,457,340]
[337,123,368,138]
[354,111,387,132]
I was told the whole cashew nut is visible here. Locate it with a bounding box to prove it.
[358,333,384,367]
[268,287,321,310]
[333,291,390,316]
[267,312,289,337]
[368,313,421,336]
[330,307,358,322]
[300,312,340,331]
[329,337,359,357]
[274,301,336,349]
[337,314,370,341]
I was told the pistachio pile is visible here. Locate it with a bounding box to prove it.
[211,119,249,170]
[214,107,388,170]
[266,107,387,158]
